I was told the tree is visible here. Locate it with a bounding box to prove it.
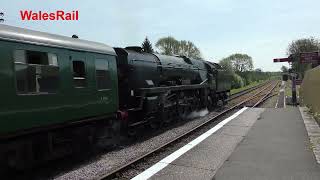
[281,66,288,73]
[231,73,244,89]
[142,37,154,53]
[287,37,320,75]
[287,37,320,56]
[178,40,202,59]
[219,58,233,72]
[220,53,254,86]
[155,36,180,56]
[155,36,202,59]
[220,53,253,72]
[255,68,262,72]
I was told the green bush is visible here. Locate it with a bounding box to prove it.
[231,73,244,89]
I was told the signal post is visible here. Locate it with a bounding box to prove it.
[273,52,320,106]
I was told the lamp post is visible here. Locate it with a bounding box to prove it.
[289,69,297,106]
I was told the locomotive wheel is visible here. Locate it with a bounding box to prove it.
[95,120,121,149]
[149,117,162,129]
[207,96,214,111]
[187,105,193,116]
[193,98,200,111]
[170,109,176,122]
[0,161,8,176]
[163,107,177,123]
[0,153,6,175]
[158,104,172,125]
[6,141,35,170]
[109,120,121,147]
[127,128,137,137]
[177,105,186,120]
[150,121,160,129]
[217,99,224,108]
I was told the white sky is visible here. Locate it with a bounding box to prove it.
[2,0,320,71]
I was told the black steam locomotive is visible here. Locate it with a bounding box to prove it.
[115,47,231,134]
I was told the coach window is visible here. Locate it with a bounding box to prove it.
[72,61,87,88]
[14,50,59,94]
[95,59,110,90]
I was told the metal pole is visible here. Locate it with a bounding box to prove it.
[291,73,297,106]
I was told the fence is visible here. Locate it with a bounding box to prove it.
[300,66,320,114]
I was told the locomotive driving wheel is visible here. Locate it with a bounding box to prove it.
[177,104,187,120]
[207,95,214,111]
[149,115,162,129]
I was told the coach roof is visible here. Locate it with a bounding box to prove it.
[0,24,116,55]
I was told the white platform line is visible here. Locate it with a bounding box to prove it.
[275,99,279,108]
[283,81,286,108]
[275,90,280,108]
[131,107,248,180]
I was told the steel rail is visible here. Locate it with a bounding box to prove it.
[228,80,270,101]
[252,81,279,107]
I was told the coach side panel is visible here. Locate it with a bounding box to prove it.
[0,40,118,136]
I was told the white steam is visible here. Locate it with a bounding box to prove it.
[186,108,209,119]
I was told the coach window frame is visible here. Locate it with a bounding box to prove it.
[95,58,111,91]
[13,49,60,95]
[71,59,88,88]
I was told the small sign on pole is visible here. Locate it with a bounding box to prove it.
[273,58,292,63]
[295,79,302,85]
[300,52,320,64]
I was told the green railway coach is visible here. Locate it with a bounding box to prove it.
[0,25,119,169]
[0,25,118,136]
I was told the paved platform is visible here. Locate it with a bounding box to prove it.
[141,107,320,180]
[147,108,263,180]
[215,107,320,180]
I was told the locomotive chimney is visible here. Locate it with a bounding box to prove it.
[125,46,143,52]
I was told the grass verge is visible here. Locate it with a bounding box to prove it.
[230,80,265,95]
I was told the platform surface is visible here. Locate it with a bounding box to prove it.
[215,107,320,180]
[150,108,264,180]
[149,107,320,180]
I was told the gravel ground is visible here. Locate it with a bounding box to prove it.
[243,82,278,107]
[228,81,275,107]
[260,88,280,108]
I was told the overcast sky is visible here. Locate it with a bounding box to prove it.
[2,0,320,71]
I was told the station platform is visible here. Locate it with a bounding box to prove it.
[134,107,320,180]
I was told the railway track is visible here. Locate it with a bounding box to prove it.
[228,81,270,101]
[98,80,279,180]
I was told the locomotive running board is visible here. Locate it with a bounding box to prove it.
[139,84,209,94]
